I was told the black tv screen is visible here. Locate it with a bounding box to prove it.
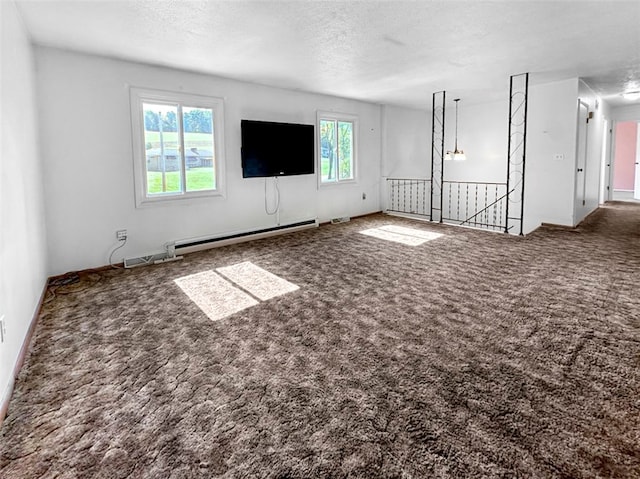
[241,120,315,178]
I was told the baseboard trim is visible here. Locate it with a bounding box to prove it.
[540,222,575,229]
[0,281,48,426]
[48,264,119,283]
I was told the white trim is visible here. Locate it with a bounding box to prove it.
[130,87,226,208]
[1,280,47,426]
[600,120,612,203]
[634,122,640,200]
[608,120,619,201]
[316,111,358,188]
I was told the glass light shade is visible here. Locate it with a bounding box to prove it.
[446,99,467,162]
[453,150,466,161]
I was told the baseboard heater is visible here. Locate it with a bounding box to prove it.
[173,219,318,255]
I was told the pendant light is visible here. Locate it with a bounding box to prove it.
[445,98,466,161]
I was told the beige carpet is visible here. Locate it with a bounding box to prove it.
[1,202,639,478]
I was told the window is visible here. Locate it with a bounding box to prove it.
[318,112,357,185]
[130,88,225,206]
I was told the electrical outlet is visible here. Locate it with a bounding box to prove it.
[116,229,128,241]
[0,315,6,343]
[553,153,564,161]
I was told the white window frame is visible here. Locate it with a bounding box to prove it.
[317,111,358,188]
[130,87,225,207]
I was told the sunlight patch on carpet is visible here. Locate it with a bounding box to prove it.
[217,261,299,300]
[175,263,299,321]
[359,225,443,246]
[174,270,258,321]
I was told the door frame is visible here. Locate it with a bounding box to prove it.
[634,125,640,199]
[573,99,590,225]
[608,105,640,201]
[602,120,613,203]
[608,119,640,201]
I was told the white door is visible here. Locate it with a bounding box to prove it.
[575,100,589,222]
[634,122,640,200]
[600,120,612,204]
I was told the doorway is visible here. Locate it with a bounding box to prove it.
[611,121,640,201]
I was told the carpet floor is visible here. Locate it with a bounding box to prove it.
[1,202,639,478]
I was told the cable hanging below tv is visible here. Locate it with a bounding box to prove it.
[241,119,315,178]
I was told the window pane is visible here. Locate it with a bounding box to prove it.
[337,121,353,180]
[183,107,216,191]
[320,119,337,182]
[143,103,182,195]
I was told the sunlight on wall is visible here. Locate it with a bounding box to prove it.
[359,225,443,246]
[174,262,299,321]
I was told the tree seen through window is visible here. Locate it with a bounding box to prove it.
[320,118,354,183]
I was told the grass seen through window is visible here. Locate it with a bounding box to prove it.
[147,167,215,194]
[143,104,216,195]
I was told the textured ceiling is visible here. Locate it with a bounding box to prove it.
[15,0,640,109]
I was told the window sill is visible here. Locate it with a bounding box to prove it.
[136,189,225,208]
[318,179,358,188]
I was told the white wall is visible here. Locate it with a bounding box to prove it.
[381,99,509,219]
[382,81,586,233]
[380,105,431,209]
[611,103,640,122]
[444,80,596,232]
[443,98,509,184]
[35,47,382,275]
[382,105,431,179]
[524,78,580,231]
[0,1,48,413]
[381,99,509,183]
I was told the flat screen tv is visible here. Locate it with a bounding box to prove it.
[241,120,315,178]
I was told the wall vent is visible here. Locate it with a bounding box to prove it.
[124,252,180,268]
